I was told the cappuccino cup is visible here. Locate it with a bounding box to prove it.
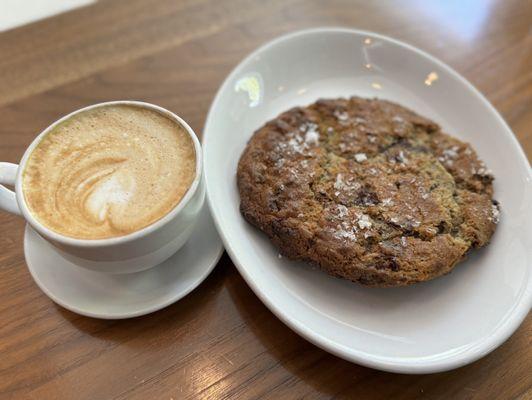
[0,101,204,274]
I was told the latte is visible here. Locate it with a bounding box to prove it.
[23,104,196,239]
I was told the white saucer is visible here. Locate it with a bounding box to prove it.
[24,204,224,319]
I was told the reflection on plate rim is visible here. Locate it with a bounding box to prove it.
[204,27,532,373]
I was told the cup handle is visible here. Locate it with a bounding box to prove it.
[0,162,22,215]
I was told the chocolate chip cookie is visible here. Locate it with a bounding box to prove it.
[237,97,499,287]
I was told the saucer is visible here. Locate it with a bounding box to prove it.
[24,203,224,319]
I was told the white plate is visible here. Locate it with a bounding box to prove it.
[203,28,532,373]
[24,203,224,319]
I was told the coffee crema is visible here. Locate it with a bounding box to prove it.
[23,105,196,239]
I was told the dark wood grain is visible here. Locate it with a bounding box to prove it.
[0,1,530,399]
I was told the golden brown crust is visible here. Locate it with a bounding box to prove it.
[237,97,499,287]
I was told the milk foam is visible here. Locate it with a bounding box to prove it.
[85,173,135,222]
[22,105,196,239]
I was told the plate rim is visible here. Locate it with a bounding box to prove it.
[203,26,532,373]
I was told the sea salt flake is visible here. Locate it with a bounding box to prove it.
[382,198,393,206]
[334,110,349,121]
[400,237,407,247]
[397,151,408,164]
[491,204,500,224]
[442,147,458,159]
[305,131,319,145]
[335,229,357,241]
[354,153,367,162]
[357,214,372,229]
[304,125,320,145]
[287,136,306,154]
[476,164,493,177]
[275,158,285,168]
[286,169,298,183]
[334,220,357,241]
[334,174,344,189]
[350,180,362,190]
[337,204,349,218]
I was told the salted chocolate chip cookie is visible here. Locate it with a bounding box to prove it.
[237,97,499,287]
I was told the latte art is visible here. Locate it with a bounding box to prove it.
[23,105,196,239]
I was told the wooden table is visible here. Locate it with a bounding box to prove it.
[0,1,530,399]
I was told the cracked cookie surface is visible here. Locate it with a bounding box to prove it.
[237,97,499,287]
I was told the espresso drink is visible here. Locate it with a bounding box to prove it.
[23,105,196,239]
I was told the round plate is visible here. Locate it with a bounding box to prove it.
[24,203,224,319]
[203,28,531,373]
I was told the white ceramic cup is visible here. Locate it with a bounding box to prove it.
[0,101,205,274]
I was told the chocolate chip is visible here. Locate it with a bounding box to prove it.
[356,188,379,206]
[375,258,400,271]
